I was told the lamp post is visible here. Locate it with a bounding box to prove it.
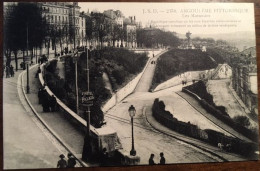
[72,51,79,115]
[26,22,30,94]
[82,46,94,161]
[129,105,136,156]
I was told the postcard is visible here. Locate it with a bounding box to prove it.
[3,2,258,169]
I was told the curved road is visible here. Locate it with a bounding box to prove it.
[134,50,167,92]
[105,50,221,164]
[105,49,249,164]
[3,61,65,169]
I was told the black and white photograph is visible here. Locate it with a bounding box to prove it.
[2,2,259,169]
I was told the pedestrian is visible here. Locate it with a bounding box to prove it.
[10,65,14,77]
[5,66,10,78]
[41,89,50,112]
[57,154,67,168]
[38,88,43,104]
[35,66,41,78]
[149,154,155,165]
[100,148,109,166]
[67,153,76,168]
[159,152,165,164]
[50,95,57,112]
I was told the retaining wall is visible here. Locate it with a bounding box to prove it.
[39,59,140,165]
[102,55,152,112]
[102,49,167,113]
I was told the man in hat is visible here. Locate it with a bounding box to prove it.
[57,154,67,168]
[67,153,76,168]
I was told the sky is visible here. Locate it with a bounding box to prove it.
[79,2,256,35]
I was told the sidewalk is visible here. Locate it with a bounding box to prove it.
[144,106,247,162]
[176,91,252,142]
[3,61,63,169]
[22,66,95,166]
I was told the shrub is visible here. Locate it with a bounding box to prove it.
[233,116,251,128]
[152,49,217,89]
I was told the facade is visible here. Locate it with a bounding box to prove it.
[86,10,137,49]
[38,2,85,55]
[232,63,258,115]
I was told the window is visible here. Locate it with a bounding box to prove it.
[55,16,57,23]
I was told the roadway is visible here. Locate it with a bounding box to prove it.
[3,60,65,169]
[105,51,220,164]
[104,49,249,164]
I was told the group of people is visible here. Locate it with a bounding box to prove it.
[38,87,57,112]
[181,80,188,85]
[57,153,76,168]
[4,65,14,78]
[218,142,232,152]
[149,152,165,165]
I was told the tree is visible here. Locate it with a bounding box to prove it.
[48,24,63,56]
[136,28,180,48]
[4,2,47,69]
[110,24,121,47]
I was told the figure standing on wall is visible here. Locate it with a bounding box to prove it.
[149,154,155,165]
[57,154,67,168]
[159,152,165,164]
[67,153,76,168]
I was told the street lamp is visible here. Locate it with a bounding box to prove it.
[26,22,30,94]
[82,46,94,162]
[129,105,136,156]
[72,51,79,115]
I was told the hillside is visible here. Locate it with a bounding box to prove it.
[152,49,217,89]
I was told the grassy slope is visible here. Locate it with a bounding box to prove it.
[152,49,217,89]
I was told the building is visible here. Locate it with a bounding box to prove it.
[232,47,258,116]
[124,17,137,48]
[86,10,137,49]
[38,2,85,55]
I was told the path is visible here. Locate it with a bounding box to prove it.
[134,50,167,92]
[23,65,95,166]
[3,61,63,169]
[207,79,257,128]
[144,106,247,162]
[177,91,252,142]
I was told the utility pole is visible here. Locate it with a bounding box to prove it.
[26,23,30,94]
[73,5,76,50]
[86,46,90,138]
[82,46,94,161]
[75,52,79,115]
